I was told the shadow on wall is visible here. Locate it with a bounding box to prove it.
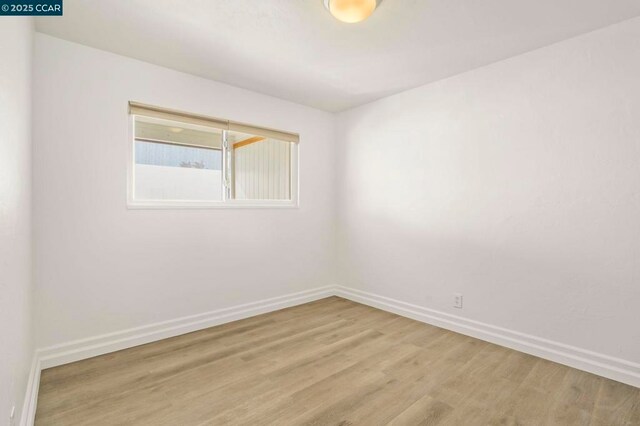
[337,208,640,362]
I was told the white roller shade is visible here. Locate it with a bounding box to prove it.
[129,101,299,143]
[129,102,228,130]
[229,121,299,143]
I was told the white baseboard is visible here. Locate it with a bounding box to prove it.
[20,355,41,426]
[335,285,640,388]
[21,286,334,425]
[20,286,334,425]
[37,286,334,369]
[20,283,639,425]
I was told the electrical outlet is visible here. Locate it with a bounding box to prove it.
[453,293,463,309]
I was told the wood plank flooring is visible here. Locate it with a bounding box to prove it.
[35,297,639,425]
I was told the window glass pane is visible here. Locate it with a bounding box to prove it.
[229,130,292,201]
[134,116,223,201]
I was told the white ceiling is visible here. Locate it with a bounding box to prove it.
[36,0,640,112]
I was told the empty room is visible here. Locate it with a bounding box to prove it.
[1,0,639,425]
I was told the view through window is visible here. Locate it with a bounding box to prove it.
[129,103,298,207]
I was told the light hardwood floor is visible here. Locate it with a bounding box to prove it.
[36,297,639,425]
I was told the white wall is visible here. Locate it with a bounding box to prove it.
[234,139,291,200]
[33,34,336,348]
[0,18,33,424]
[337,18,640,364]
[28,15,640,385]
[135,165,222,201]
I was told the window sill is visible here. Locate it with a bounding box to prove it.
[127,200,299,210]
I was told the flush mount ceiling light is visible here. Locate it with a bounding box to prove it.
[324,0,382,23]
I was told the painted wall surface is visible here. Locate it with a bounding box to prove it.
[234,139,291,200]
[0,18,33,423]
[336,18,640,363]
[134,165,222,201]
[33,34,336,348]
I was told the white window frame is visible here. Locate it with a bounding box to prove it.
[126,115,299,209]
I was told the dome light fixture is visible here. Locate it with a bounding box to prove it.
[324,0,382,24]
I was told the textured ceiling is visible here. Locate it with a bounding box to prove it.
[36,0,640,112]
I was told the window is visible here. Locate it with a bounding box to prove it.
[128,102,299,208]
